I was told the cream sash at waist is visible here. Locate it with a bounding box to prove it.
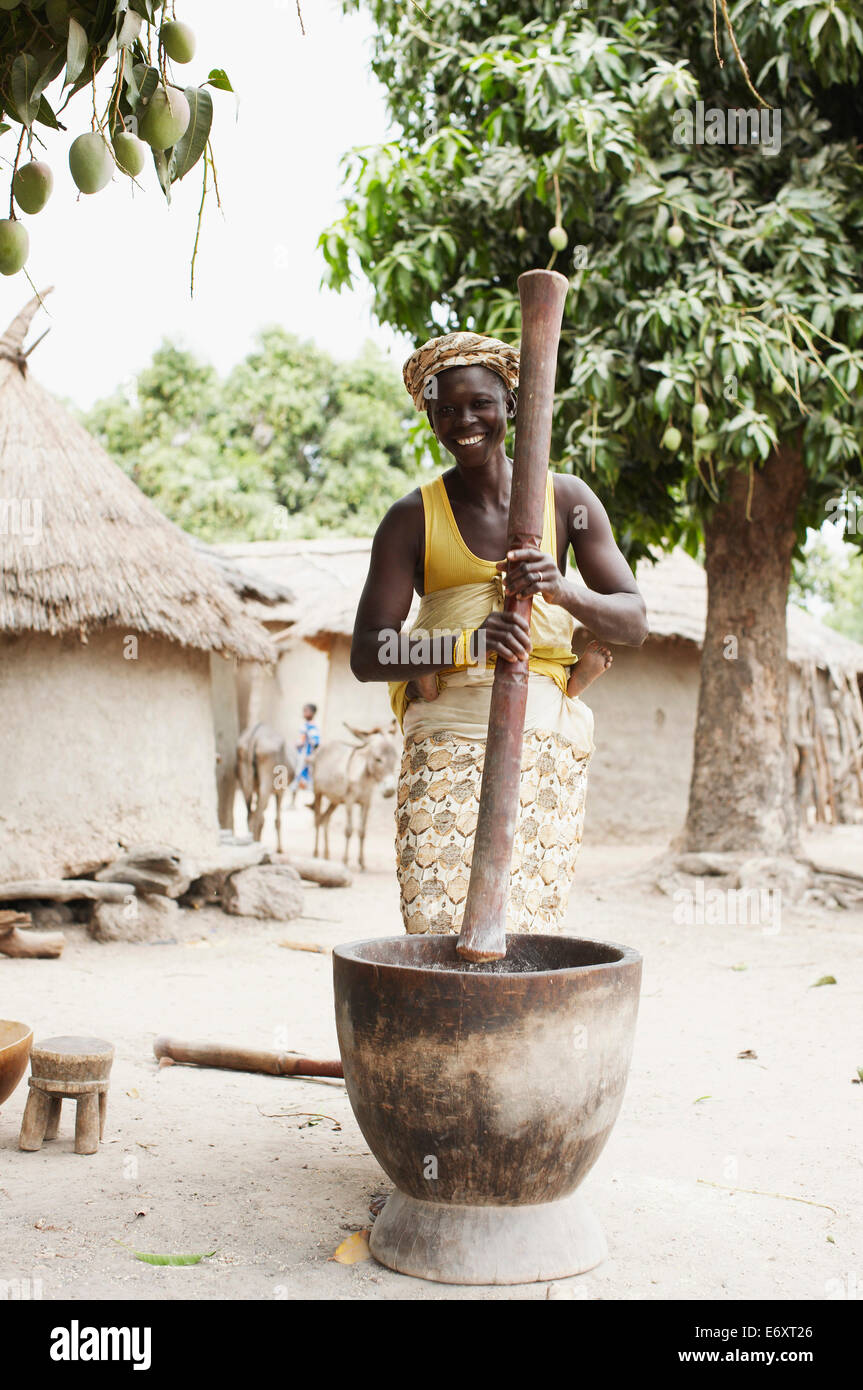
[402,668,595,756]
[389,577,579,729]
[411,577,575,654]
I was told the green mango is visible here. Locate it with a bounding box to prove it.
[112,131,147,177]
[69,132,113,194]
[160,21,196,63]
[13,161,54,215]
[138,87,191,150]
[0,220,29,277]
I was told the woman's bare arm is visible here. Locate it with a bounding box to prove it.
[500,476,648,647]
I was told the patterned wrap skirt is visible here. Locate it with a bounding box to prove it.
[395,728,592,936]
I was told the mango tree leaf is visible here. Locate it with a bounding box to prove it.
[129,0,160,21]
[129,64,159,112]
[206,69,234,93]
[153,148,173,204]
[34,95,61,131]
[171,86,213,182]
[123,60,141,108]
[65,16,89,89]
[11,55,51,129]
[117,10,144,48]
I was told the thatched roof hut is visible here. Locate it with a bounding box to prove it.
[0,291,274,662]
[0,291,279,879]
[217,537,863,841]
[215,538,389,738]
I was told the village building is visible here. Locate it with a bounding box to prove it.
[217,538,863,844]
[0,293,281,881]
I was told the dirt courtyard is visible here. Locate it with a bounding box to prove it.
[1,796,860,1302]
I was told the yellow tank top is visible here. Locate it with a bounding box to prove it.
[422,473,557,592]
[387,473,577,729]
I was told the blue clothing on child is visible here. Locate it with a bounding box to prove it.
[295,719,320,790]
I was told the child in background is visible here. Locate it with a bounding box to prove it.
[292,702,320,802]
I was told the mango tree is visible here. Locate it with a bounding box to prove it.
[322,0,863,858]
[0,1,232,287]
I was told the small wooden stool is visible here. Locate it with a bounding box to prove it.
[19,1036,114,1155]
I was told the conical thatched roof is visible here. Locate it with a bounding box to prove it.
[0,291,274,663]
[215,538,389,648]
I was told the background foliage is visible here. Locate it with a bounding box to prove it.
[81,330,427,541]
[323,0,863,564]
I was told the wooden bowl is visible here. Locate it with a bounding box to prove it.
[0,1020,34,1106]
[333,934,641,1285]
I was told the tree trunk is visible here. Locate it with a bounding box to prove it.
[683,443,808,855]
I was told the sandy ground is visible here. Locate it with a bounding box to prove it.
[0,796,860,1303]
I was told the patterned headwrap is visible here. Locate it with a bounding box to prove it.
[402,331,520,412]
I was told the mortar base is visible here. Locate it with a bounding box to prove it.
[369,1188,607,1285]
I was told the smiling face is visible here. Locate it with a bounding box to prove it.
[426,365,515,467]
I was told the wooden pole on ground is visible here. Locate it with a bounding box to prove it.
[457,269,569,963]
[153,1035,344,1078]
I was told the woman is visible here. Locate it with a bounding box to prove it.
[351,330,647,934]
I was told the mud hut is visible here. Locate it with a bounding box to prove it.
[588,548,863,840]
[216,538,389,740]
[0,292,277,880]
[217,539,863,843]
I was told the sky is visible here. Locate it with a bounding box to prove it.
[0,0,414,408]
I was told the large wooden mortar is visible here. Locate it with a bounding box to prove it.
[333,934,641,1284]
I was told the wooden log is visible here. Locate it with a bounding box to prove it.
[804,665,828,822]
[0,908,30,929]
[153,1035,343,1079]
[0,923,66,958]
[270,854,353,888]
[809,666,838,823]
[457,269,569,963]
[0,880,135,903]
[837,673,863,799]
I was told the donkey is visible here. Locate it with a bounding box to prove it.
[310,724,398,871]
[236,722,297,853]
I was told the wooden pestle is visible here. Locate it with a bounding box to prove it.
[457,269,570,963]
